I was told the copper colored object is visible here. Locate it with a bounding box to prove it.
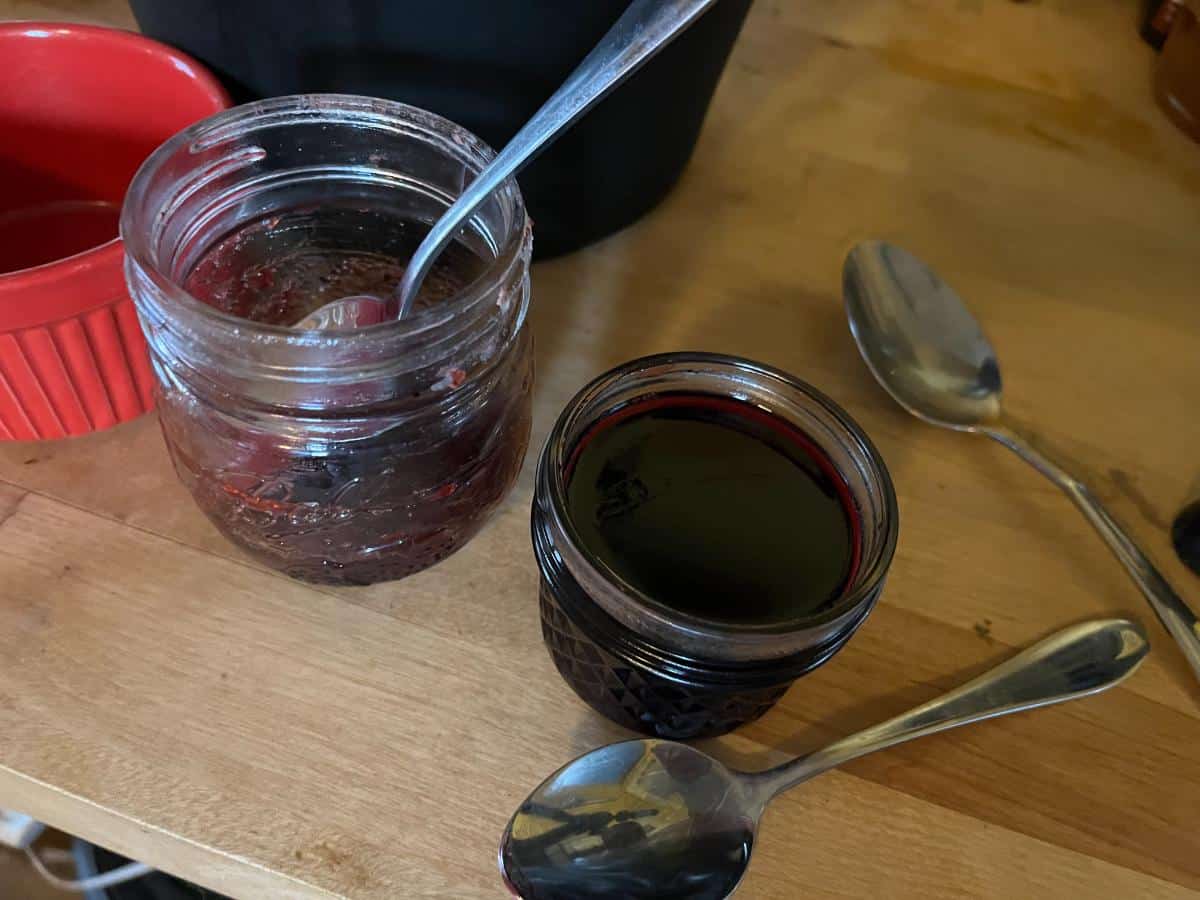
[1156,5,1200,142]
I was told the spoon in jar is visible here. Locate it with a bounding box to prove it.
[298,0,720,330]
[842,240,1200,685]
[499,618,1147,900]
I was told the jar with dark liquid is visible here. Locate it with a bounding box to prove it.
[532,353,899,739]
[123,96,532,584]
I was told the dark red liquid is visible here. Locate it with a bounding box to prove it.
[0,201,118,273]
[566,395,861,625]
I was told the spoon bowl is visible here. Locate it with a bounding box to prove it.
[843,240,1002,430]
[501,740,754,900]
[500,619,1148,899]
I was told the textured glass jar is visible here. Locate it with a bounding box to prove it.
[533,353,898,738]
[123,95,532,585]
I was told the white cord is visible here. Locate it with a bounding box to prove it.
[25,844,153,892]
[37,847,75,864]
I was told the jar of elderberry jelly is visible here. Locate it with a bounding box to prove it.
[533,353,898,739]
[123,95,532,585]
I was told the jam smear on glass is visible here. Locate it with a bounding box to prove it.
[183,205,488,325]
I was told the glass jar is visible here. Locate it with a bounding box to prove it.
[122,95,533,585]
[532,353,898,739]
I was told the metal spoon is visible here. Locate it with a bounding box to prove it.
[299,0,719,330]
[842,240,1200,684]
[500,619,1147,900]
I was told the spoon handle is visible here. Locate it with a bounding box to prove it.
[394,0,718,317]
[987,425,1200,684]
[754,619,1147,800]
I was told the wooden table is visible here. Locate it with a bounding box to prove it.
[2,1,1199,897]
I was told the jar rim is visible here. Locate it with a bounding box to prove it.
[537,351,900,642]
[120,93,529,348]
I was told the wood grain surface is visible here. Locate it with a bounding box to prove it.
[1,1,1198,897]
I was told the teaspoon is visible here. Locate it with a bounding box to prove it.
[500,618,1147,900]
[300,0,719,329]
[842,240,1200,684]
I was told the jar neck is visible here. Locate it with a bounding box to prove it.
[130,231,530,415]
[122,94,531,414]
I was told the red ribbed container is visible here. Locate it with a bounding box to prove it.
[0,22,229,440]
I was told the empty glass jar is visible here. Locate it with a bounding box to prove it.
[123,95,533,585]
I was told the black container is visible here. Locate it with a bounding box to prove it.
[1173,501,1200,576]
[532,354,899,739]
[128,0,753,259]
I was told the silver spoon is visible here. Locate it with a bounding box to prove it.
[299,0,719,330]
[843,240,1200,684]
[500,618,1147,900]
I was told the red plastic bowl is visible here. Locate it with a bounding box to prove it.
[0,22,229,441]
